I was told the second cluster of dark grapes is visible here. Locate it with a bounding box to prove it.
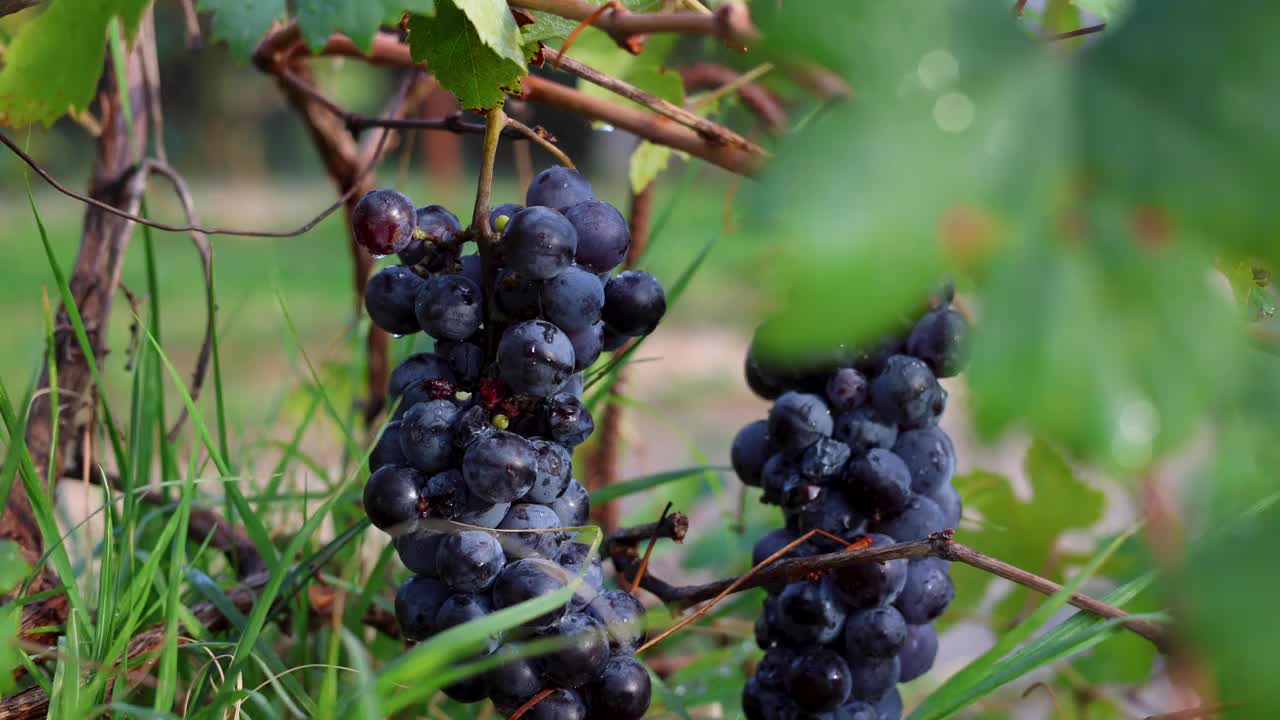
[732,287,970,720]
[354,166,667,720]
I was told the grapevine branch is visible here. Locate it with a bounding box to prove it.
[538,47,769,155]
[679,62,789,135]
[311,30,764,175]
[512,0,758,52]
[605,524,1172,653]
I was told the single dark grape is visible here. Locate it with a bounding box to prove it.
[602,324,630,352]
[787,491,866,551]
[583,589,647,655]
[560,372,585,399]
[399,400,457,474]
[541,612,610,688]
[768,392,834,453]
[845,607,908,658]
[451,404,495,450]
[526,165,596,211]
[827,367,869,412]
[563,200,629,273]
[389,352,455,402]
[558,541,604,611]
[844,449,913,519]
[436,530,505,592]
[489,203,524,233]
[831,534,908,609]
[491,557,571,630]
[800,437,852,480]
[426,468,511,528]
[415,274,483,341]
[394,574,451,641]
[744,352,788,401]
[850,334,906,376]
[775,579,847,646]
[524,688,586,720]
[897,622,939,682]
[435,592,499,652]
[602,270,666,337]
[394,530,444,576]
[498,320,576,398]
[895,557,954,624]
[907,308,970,377]
[505,206,579,280]
[585,656,651,720]
[760,453,800,506]
[363,464,424,532]
[458,498,512,529]
[549,478,590,528]
[463,430,538,504]
[832,408,898,456]
[752,529,809,594]
[742,678,785,720]
[353,188,415,256]
[845,656,899,703]
[399,204,462,266]
[755,647,795,690]
[496,268,543,321]
[441,672,489,704]
[781,476,824,512]
[732,420,773,487]
[893,427,955,496]
[460,252,484,289]
[835,701,879,720]
[931,482,962,529]
[541,265,604,333]
[871,355,943,430]
[875,686,904,720]
[364,265,424,335]
[485,649,544,714]
[497,502,566,561]
[370,420,408,472]
[786,649,853,712]
[873,495,946,542]
[519,438,570,504]
[544,392,594,447]
[566,322,604,371]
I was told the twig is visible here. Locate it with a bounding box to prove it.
[606,510,688,549]
[178,0,202,48]
[613,530,1172,652]
[628,503,674,593]
[680,62,787,135]
[540,47,768,156]
[521,75,760,175]
[473,105,508,358]
[1144,705,1240,720]
[1050,24,1106,40]
[308,30,762,176]
[1013,0,1029,15]
[513,0,757,52]
[504,116,575,168]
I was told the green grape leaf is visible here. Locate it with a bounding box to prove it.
[519,0,659,44]
[296,1,437,53]
[0,0,151,126]
[196,0,285,61]
[406,0,526,108]
[629,140,686,194]
[0,540,30,594]
[947,442,1104,624]
[747,0,1268,464]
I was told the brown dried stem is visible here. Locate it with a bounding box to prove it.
[514,0,757,52]
[679,62,788,135]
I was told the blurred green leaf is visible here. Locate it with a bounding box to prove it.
[296,0,437,52]
[1070,535,1160,685]
[949,441,1104,625]
[0,538,28,596]
[749,0,1267,464]
[0,0,151,125]
[0,604,24,696]
[407,0,527,109]
[629,140,684,194]
[1073,0,1132,22]
[197,0,285,62]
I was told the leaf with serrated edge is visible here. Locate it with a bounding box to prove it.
[197,0,286,62]
[407,1,526,109]
[296,0,437,53]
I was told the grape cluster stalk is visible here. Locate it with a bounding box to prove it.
[731,287,970,720]
[355,166,667,720]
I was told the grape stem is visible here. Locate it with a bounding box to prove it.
[607,526,1173,653]
[473,104,508,356]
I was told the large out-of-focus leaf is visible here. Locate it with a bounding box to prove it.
[196,0,286,61]
[948,441,1104,624]
[747,0,1266,465]
[0,0,151,125]
[407,0,527,108]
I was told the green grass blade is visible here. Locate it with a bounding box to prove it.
[339,627,381,720]
[636,163,696,266]
[589,465,732,504]
[23,173,129,484]
[908,526,1141,720]
[153,469,195,713]
[136,316,278,567]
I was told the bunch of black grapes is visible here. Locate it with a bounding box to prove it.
[731,289,970,720]
[355,166,665,720]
